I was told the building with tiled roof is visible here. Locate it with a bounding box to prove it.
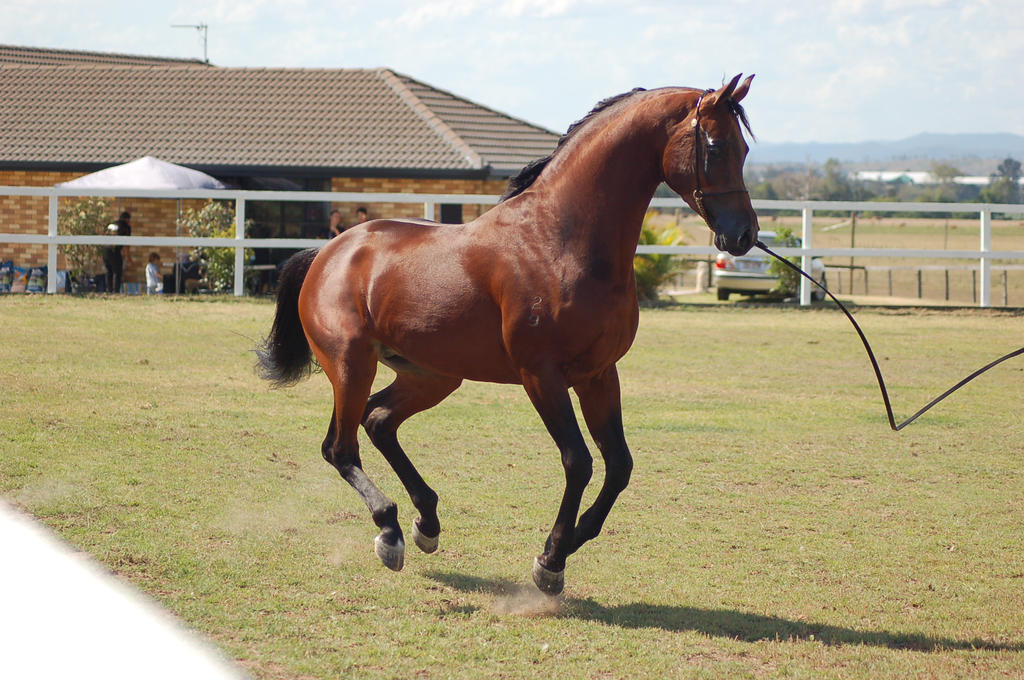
[0,44,211,67]
[0,44,560,281]
[0,45,557,179]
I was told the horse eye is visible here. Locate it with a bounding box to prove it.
[707,141,726,158]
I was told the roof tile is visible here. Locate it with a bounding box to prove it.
[0,47,558,177]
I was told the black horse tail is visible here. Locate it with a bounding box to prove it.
[255,248,320,387]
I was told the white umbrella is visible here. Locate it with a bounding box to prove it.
[58,157,226,292]
[57,156,225,190]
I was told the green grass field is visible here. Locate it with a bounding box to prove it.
[2,295,1023,679]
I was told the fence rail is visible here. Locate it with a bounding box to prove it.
[2,186,1023,305]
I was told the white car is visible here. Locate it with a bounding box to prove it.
[713,230,826,301]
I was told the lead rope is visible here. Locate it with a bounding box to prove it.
[756,241,1024,431]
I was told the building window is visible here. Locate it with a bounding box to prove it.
[440,203,463,224]
[226,176,331,264]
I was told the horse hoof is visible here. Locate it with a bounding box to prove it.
[374,534,405,571]
[532,557,564,596]
[411,520,439,554]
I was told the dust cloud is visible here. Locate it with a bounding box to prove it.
[491,584,562,617]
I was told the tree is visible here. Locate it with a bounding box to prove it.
[820,158,852,201]
[928,162,963,202]
[996,157,1022,182]
[930,162,961,184]
[750,181,778,200]
[981,157,1021,204]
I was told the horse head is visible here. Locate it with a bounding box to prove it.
[662,74,758,256]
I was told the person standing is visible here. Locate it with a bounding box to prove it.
[103,211,132,293]
[145,252,163,295]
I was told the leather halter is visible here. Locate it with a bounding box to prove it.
[690,89,750,226]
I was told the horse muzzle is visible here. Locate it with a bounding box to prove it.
[714,226,757,256]
[693,188,758,256]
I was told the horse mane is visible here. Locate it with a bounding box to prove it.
[728,99,755,141]
[500,86,754,202]
[500,88,647,202]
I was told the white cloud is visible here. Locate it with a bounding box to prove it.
[1,0,1022,142]
[387,0,484,29]
[498,0,584,17]
[881,0,951,10]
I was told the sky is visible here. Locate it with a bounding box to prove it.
[2,0,1022,144]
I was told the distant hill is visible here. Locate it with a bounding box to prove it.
[748,132,1024,169]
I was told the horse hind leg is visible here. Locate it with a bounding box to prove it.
[362,370,462,555]
[318,343,407,571]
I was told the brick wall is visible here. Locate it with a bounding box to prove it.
[330,176,507,224]
[0,170,210,285]
[0,170,78,271]
[2,170,510,288]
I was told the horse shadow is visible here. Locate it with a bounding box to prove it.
[424,570,1022,653]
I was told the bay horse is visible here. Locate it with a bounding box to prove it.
[257,74,758,595]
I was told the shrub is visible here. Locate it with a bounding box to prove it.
[179,201,254,292]
[634,212,685,304]
[58,197,111,290]
[767,226,800,296]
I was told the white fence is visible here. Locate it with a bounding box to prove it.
[2,186,1024,306]
[648,197,1024,307]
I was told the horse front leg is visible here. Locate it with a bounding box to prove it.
[570,365,633,553]
[521,368,593,596]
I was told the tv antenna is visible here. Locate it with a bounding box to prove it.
[171,22,208,63]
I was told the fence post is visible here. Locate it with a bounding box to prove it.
[234,195,246,297]
[979,209,991,307]
[800,205,813,306]
[423,202,435,221]
[47,193,58,293]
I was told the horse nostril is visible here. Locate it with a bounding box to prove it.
[736,231,752,253]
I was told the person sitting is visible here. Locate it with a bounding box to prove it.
[327,209,344,238]
[175,255,206,293]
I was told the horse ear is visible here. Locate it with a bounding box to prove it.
[705,74,742,108]
[731,74,754,104]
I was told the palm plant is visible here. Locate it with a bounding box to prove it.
[633,212,685,304]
